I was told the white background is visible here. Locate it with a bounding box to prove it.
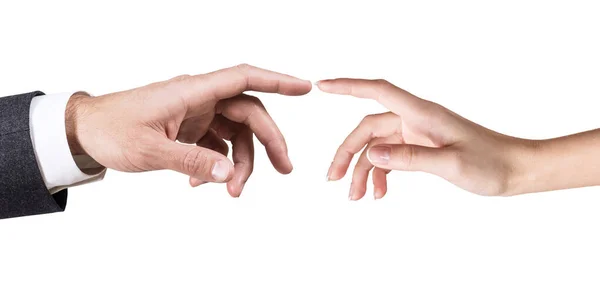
[2,0,600,294]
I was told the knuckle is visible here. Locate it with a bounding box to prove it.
[370,79,393,100]
[171,74,192,82]
[397,145,415,169]
[183,149,210,176]
[421,101,444,115]
[244,94,264,108]
[361,114,376,126]
[229,64,252,91]
[374,79,391,87]
[235,63,252,72]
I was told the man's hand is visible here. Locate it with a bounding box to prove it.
[318,78,535,199]
[65,64,312,197]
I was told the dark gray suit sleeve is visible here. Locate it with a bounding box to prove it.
[0,91,67,219]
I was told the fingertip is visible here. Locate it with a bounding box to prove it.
[271,154,293,175]
[372,168,388,200]
[190,177,205,187]
[348,183,367,201]
[285,157,294,173]
[277,164,293,175]
[314,79,326,91]
[284,79,313,96]
[305,80,314,91]
[227,182,241,198]
[355,190,366,201]
[328,166,347,181]
[374,188,386,200]
[328,173,343,181]
[238,182,246,197]
[265,145,294,174]
[314,79,338,92]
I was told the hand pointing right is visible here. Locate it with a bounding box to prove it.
[66,64,312,197]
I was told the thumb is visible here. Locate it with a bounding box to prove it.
[158,140,234,182]
[367,144,453,176]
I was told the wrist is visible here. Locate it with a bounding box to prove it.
[65,92,93,156]
[502,138,543,196]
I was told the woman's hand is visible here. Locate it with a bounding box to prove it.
[317,78,536,200]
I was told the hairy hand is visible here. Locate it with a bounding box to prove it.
[67,64,312,197]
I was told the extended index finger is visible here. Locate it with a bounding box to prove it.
[316,78,427,117]
[183,64,312,105]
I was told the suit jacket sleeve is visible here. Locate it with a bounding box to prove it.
[0,91,67,219]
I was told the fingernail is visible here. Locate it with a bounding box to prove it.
[368,146,391,165]
[211,160,230,182]
[313,81,320,86]
[326,165,332,181]
[348,185,354,201]
[374,189,383,199]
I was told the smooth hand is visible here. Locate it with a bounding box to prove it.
[66,64,312,197]
[318,79,535,200]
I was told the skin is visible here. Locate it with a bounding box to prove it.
[66,64,312,198]
[318,78,600,200]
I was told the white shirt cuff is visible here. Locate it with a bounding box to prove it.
[29,93,106,194]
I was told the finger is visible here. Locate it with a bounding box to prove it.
[197,129,229,156]
[227,126,255,198]
[210,114,241,141]
[348,146,374,201]
[328,112,400,181]
[177,115,214,144]
[190,129,229,187]
[349,137,398,201]
[216,95,292,174]
[157,140,234,182]
[372,168,388,199]
[316,78,428,117]
[367,144,452,176]
[180,64,312,107]
[348,136,396,201]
